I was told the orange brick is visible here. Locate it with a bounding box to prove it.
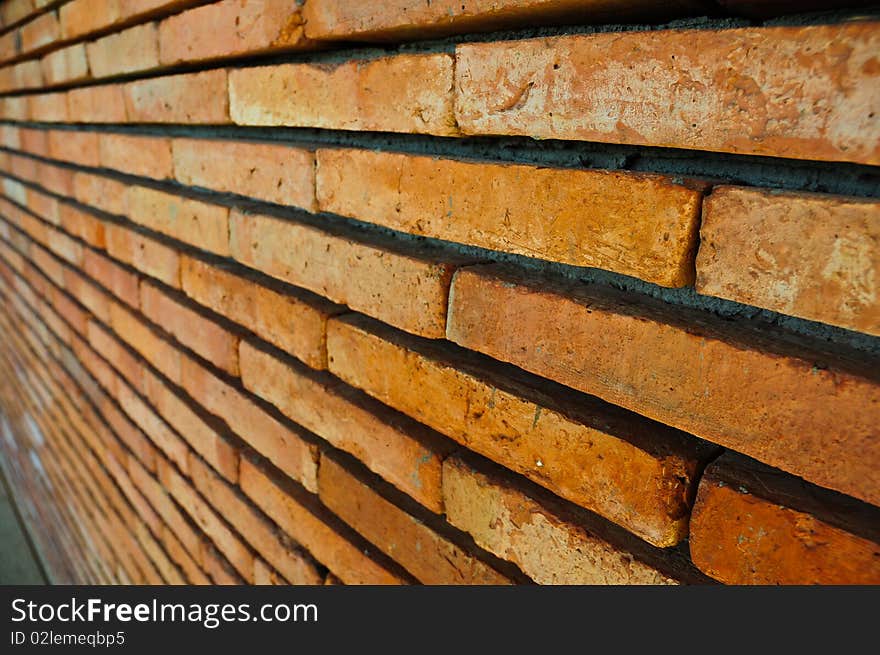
[239,451,408,585]
[179,354,318,492]
[20,9,59,53]
[0,0,34,31]
[180,256,339,370]
[124,69,230,123]
[1,125,20,148]
[51,285,88,333]
[202,544,243,584]
[28,92,68,122]
[82,250,139,307]
[7,60,43,90]
[127,186,230,256]
[303,0,697,41]
[158,457,253,581]
[86,320,143,392]
[319,453,511,584]
[46,227,82,264]
[252,559,284,585]
[690,453,880,584]
[59,0,122,39]
[99,133,172,180]
[239,339,450,513]
[48,129,101,167]
[73,171,128,216]
[327,313,714,546]
[142,367,238,483]
[86,22,159,78]
[59,204,105,249]
[0,96,27,120]
[446,264,880,506]
[42,43,90,85]
[159,0,311,65]
[160,524,209,584]
[229,208,463,338]
[67,85,127,123]
[316,148,704,286]
[189,453,323,585]
[116,379,189,475]
[35,161,74,196]
[104,222,180,289]
[456,23,880,165]
[444,454,684,584]
[135,520,186,585]
[109,302,182,384]
[228,53,456,135]
[697,186,880,336]
[139,281,240,376]
[19,127,49,156]
[63,271,110,323]
[172,137,316,209]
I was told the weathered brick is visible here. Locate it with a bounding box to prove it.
[116,380,189,475]
[86,320,143,393]
[59,204,105,249]
[28,91,68,122]
[189,453,323,584]
[303,0,699,41]
[73,171,128,216]
[240,339,450,513]
[229,208,462,338]
[64,270,110,323]
[316,148,704,287]
[140,281,240,377]
[319,453,511,584]
[158,457,253,581]
[179,354,318,492]
[124,69,230,123]
[172,137,316,210]
[697,186,880,336]
[446,264,880,506]
[252,559,284,585]
[20,9,59,53]
[160,524,209,584]
[104,222,180,288]
[41,43,90,85]
[127,186,230,256]
[109,302,182,383]
[60,0,202,40]
[0,96,27,120]
[239,451,408,585]
[180,255,339,370]
[202,543,243,584]
[48,129,101,167]
[327,313,714,546]
[67,85,127,123]
[455,23,880,165]
[444,454,683,584]
[99,133,172,180]
[86,22,159,78]
[690,453,880,584]
[82,249,138,306]
[159,0,311,65]
[228,53,456,135]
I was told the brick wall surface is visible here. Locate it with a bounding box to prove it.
[0,0,877,585]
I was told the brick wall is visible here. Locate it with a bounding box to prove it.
[0,0,877,585]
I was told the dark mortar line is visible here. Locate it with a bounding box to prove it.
[3,123,879,197]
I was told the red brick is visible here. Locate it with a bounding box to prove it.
[159,0,312,65]
[180,255,338,370]
[67,85,127,123]
[239,451,408,585]
[179,354,318,492]
[319,453,511,584]
[124,69,230,124]
[127,186,230,256]
[73,171,128,216]
[455,23,880,165]
[139,281,239,376]
[697,186,880,336]
[229,208,462,338]
[86,22,159,78]
[239,339,450,513]
[228,53,456,136]
[99,133,172,179]
[172,137,316,210]
[316,148,703,287]
[327,313,714,546]
[690,453,880,584]
[82,249,139,307]
[189,453,323,584]
[48,129,101,167]
[158,457,253,581]
[28,92,68,122]
[104,222,180,289]
[446,264,880,506]
[443,454,682,584]
[42,43,90,85]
